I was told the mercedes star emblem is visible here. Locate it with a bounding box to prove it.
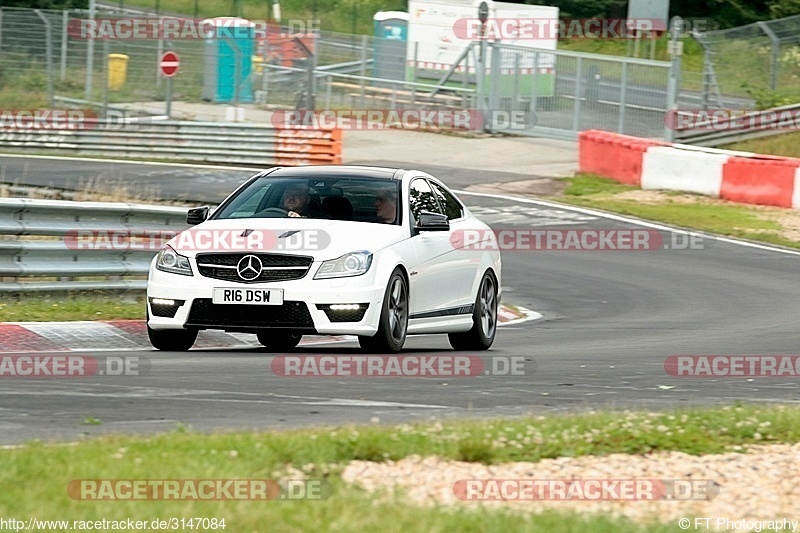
[236,255,263,281]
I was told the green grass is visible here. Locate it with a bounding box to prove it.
[0,293,145,321]
[1,404,795,531]
[721,130,800,158]
[118,0,405,34]
[558,174,800,249]
[563,173,639,196]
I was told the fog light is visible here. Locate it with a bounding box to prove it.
[149,297,185,319]
[329,304,362,310]
[316,303,369,322]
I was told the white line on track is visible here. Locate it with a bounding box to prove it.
[9,152,793,256]
[457,190,800,257]
[0,153,262,171]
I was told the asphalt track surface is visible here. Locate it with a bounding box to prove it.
[1,158,800,444]
[0,155,542,203]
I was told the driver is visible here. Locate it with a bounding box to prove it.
[281,183,313,218]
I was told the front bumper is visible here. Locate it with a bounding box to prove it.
[147,262,385,335]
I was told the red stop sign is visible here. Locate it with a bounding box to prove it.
[159,51,180,77]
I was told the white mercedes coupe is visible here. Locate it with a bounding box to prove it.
[146,165,501,353]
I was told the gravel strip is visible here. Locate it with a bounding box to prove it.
[341,444,800,531]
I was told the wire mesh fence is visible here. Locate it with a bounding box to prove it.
[0,6,687,141]
[693,13,800,102]
[484,44,671,139]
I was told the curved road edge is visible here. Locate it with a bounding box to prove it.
[0,304,540,354]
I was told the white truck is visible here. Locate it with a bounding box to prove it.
[407,0,558,93]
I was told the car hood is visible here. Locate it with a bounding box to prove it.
[167,218,408,260]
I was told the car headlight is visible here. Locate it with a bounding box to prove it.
[156,245,193,276]
[314,251,372,279]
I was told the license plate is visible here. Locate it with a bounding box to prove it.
[212,288,284,305]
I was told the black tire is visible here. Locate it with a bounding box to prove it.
[147,326,198,351]
[359,269,408,353]
[448,271,498,351]
[257,330,302,351]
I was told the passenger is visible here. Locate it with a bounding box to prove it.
[375,187,398,224]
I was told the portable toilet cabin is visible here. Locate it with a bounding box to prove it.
[202,17,255,103]
[373,11,409,83]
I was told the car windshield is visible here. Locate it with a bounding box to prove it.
[213,176,401,225]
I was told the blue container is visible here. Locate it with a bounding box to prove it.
[373,11,408,83]
[202,17,254,103]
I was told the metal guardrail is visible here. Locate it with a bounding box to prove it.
[0,121,343,166]
[674,103,800,147]
[0,198,189,292]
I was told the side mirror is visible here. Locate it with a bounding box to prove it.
[186,206,210,225]
[414,211,449,232]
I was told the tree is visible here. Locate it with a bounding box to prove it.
[524,0,780,28]
[768,0,800,18]
[0,1,88,8]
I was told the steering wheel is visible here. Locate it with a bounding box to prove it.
[257,207,289,217]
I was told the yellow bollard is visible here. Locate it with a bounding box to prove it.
[107,54,129,90]
[252,55,264,75]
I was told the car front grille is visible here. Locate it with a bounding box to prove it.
[185,299,314,330]
[195,253,313,284]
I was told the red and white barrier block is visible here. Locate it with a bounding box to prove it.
[579,130,800,209]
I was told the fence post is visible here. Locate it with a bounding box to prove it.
[757,21,780,91]
[530,51,538,120]
[325,73,332,109]
[572,56,583,133]
[309,38,318,111]
[665,17,684,142]
[61,10,68,81]
[475,43,486,131]
[86,0,96,101]
[359,35,367,107]
[102,39,110,118]
[617,61,628,134]
[488,42,501,132]
[35,10,54,108]
[513,52,520,118]
[156,35,164,89]
[412,42,418,85]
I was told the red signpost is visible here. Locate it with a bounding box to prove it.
[160,51,179,117]
[159,51,180,77]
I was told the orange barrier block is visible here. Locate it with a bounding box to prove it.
[276,127,342,141]
[721,156,800,208]
[272,127,342,166]
[579,130,665,186]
